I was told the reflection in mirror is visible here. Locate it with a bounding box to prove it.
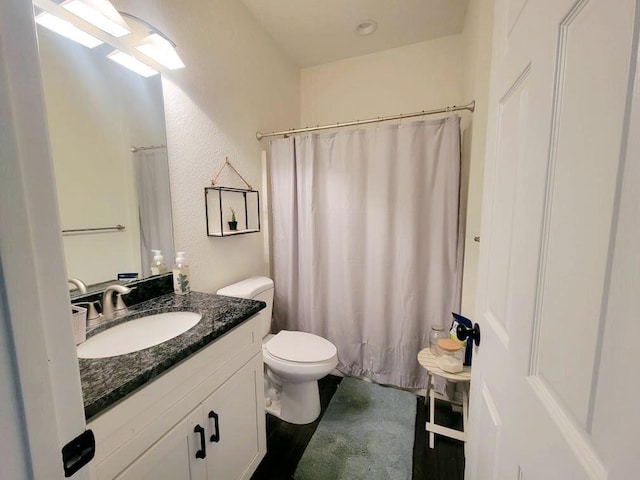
[36,25,174,296]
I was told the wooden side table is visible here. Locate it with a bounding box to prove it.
[417,347,471,448]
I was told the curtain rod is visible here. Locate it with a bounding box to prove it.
[130,144,167,152]
[256,100,475,140]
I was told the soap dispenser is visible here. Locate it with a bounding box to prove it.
[173,251,190,295]
[150,249,168,276]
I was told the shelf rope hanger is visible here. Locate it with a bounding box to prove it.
[210,157,253,190]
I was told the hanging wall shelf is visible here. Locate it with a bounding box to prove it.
[205,158,260,237]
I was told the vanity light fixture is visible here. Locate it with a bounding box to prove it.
[107,50,159,77]
[33,1,185,74]
[35,11,103,48]
[135,33,185,70]
[35,12,103,48]
[62,0,131,38]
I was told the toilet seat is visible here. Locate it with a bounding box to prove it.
[264,330,337,363]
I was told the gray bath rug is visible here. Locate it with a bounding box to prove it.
[294,377,416,480]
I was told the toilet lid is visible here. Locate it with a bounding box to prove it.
[265,331,337,363]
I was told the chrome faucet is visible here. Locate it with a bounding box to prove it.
[74,300,102,327]
[102,285,132,320]
[68,278,88,294]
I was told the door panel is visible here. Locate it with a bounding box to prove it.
[506,0,528,38]
[589,50,640,478]
[204,354,265,480]
[115,407,206,480]
[486,65,530,340]
[467,0,637,478]
[474,383,503,479]
[534,0,635,429]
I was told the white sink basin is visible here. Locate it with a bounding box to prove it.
[77,311,202,359]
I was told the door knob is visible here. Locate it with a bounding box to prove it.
[456,322,481,347]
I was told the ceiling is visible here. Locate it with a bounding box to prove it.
[240,0,469,67]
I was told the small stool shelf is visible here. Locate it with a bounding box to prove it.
[205,186,260,237]
[417,347,471,449]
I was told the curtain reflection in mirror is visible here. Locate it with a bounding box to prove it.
[133,147,175,276]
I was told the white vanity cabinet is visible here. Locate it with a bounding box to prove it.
[88,315,266,480]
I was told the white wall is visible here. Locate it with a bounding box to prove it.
[300,34,465,126]
[117,0,300,293]
[460,0,495,316]
[38,28,166,285]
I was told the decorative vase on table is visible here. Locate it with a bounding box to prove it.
[429,326,448,355]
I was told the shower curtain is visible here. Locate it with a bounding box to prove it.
[133,148,175,276]
[268,117,462,388]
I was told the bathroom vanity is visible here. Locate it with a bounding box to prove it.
[79,292,266,480]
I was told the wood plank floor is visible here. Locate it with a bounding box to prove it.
[414,395,465,480]
[251,375,465,480]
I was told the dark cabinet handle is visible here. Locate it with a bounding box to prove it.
[194,425,206,459]
[208,410,220,443]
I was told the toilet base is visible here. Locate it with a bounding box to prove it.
[265,396,281,418]
[264,379,321,425]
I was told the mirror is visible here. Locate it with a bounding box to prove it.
[36,26,174,296]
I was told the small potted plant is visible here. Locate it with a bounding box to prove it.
[228,207,238,231]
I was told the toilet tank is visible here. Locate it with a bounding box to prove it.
[216,277,274,337]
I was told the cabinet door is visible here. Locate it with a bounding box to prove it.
[115,407,207,480]
[203,353,266,480]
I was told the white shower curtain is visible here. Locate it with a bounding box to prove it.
[269,117,462,388]
[133,148,175,276]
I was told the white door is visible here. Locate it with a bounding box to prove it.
[115,407,207,480]
[203,354,266,480]
[466,0,640,478]
[1,1,91,478]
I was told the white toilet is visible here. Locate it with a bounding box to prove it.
[217,277,338,425]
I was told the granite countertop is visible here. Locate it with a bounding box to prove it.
[79,291,265,420]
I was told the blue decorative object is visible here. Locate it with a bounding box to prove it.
[451,312,474,366]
